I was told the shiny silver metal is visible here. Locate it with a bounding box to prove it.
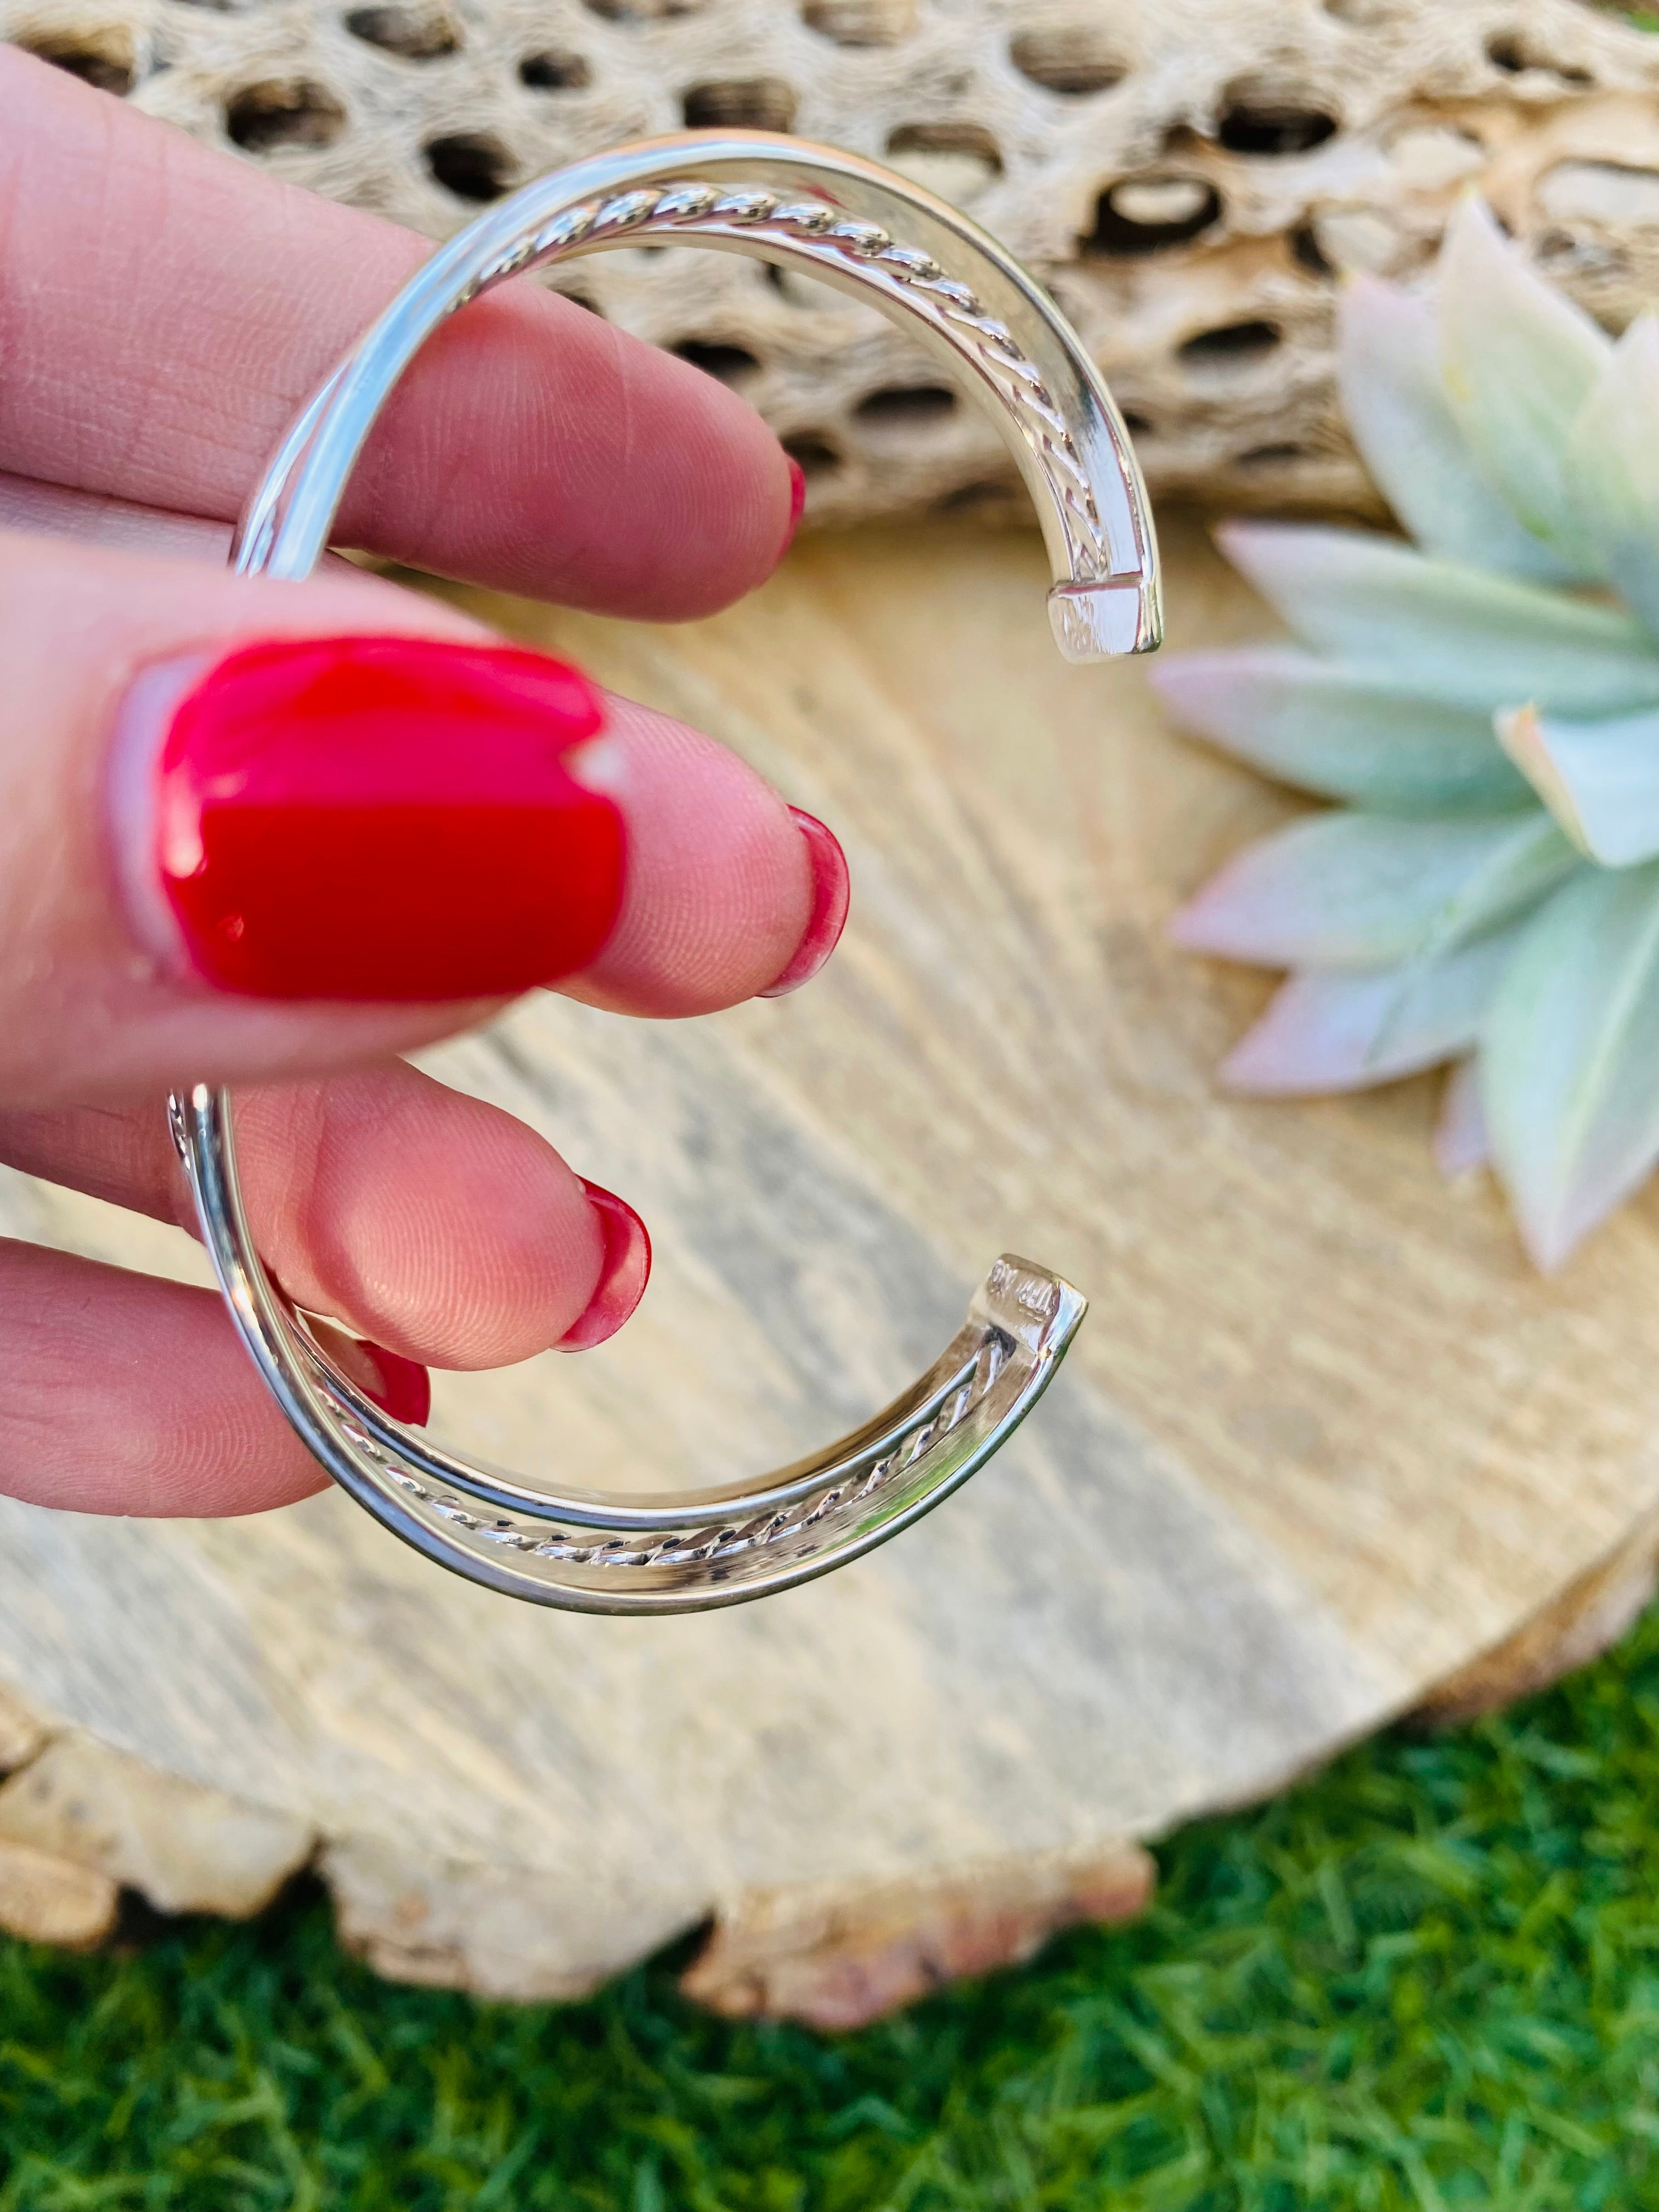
[173,130,1160,1613]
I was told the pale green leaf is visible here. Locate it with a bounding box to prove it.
[1150,647,1532,812]
[1222,928,1520,1095]
[1438,195,1610,565]
[1338,273,1579,583]
[1218,523,1659,716]
[1498,703,1659,866]
[1483,862,1659,1268]
[1563,315,1659,644]
[1434,1058,1490,1178]
[1172,809,1575,969]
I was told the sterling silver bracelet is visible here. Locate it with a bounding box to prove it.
[170,130,1161,1615]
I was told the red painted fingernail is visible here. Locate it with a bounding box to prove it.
[557,1179,652,1352]
[303,1312,433,1425]
[120,635,626,1001]
[782,458,807,555]
[359,1341,433,1426]
[759,807,850,998]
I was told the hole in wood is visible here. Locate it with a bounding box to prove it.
[1216,93,1338,155]
[1387,123,1485,190]
[934,478,1016,515]
[781,433,840,477]
[854,385,958,430]
[884,121,1003,201]
[887,120,1002,167]
[764,262,841,311]
[1486,29,1591,83]
[519,49,591,88]
[682,77,798,131]
[802,0,915,43]
[1237,441,1312,467]
[225,81,347,151]
[1086,177,1221,256]
[424,132,514,200]
[1291,222,1334,275]
[1008,25,1128,95]
[672,340,761,383]
[1119,408,1153,436]
[584,0,706,16]
[1538,159,1659,228]
[1178,319,1283,371]
[1309,209,1400,274]
[343,4,458,58]
[19,35,134,94]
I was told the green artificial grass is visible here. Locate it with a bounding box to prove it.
[8,1606,1659,2209]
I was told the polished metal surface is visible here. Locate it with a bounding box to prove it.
[174,131,1160,1611]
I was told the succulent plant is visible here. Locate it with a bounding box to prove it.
[1154,196,1659,1271]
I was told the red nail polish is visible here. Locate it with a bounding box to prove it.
[306,1312,433,1425]
[782,458,807,555]
[759,807,850,998]
[558,1178,651,1352]
[152,635,626,1001]
[359,1341,433,1426]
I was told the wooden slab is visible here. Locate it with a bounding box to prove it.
[3,515,1657,2024]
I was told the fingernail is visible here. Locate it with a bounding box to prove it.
[557,1178,651,1352]
[359,1341,433,1426]
[759,808,850,998]
[112,634,627,1002]
[782,458,807,556]
[307,1314,433,1426]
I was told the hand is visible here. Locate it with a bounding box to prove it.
[0,51,842,1518]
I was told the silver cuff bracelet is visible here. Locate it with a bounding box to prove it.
[171,129,1161,1615]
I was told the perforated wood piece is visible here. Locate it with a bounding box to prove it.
[4,0,1658,526]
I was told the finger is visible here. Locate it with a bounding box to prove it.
[0,468,362,574]
[0,470,232,563]
[0,1239,333,1516]
[0,532,845,1103]
[569,698,849,1018]
[0,50,799,620]
[0,1061,647,1369]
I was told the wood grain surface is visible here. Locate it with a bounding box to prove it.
[1,515,1655,2024]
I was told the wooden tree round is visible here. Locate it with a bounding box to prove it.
[1,517,1655,2025]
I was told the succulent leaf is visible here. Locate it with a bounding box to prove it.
[1564,316,1659,645]
[1221,928,1520,1096]
[1434,1059,1491,1179]
[1217,523,1659,718]
[1498,703,1659,867]
[1339,273,1579,584]
[1163,196,1659,1265]
[1150,647,1531,813]
[1438,196,1609,568]
[1172,809,1575,970]
[1482,862,1659,1268]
